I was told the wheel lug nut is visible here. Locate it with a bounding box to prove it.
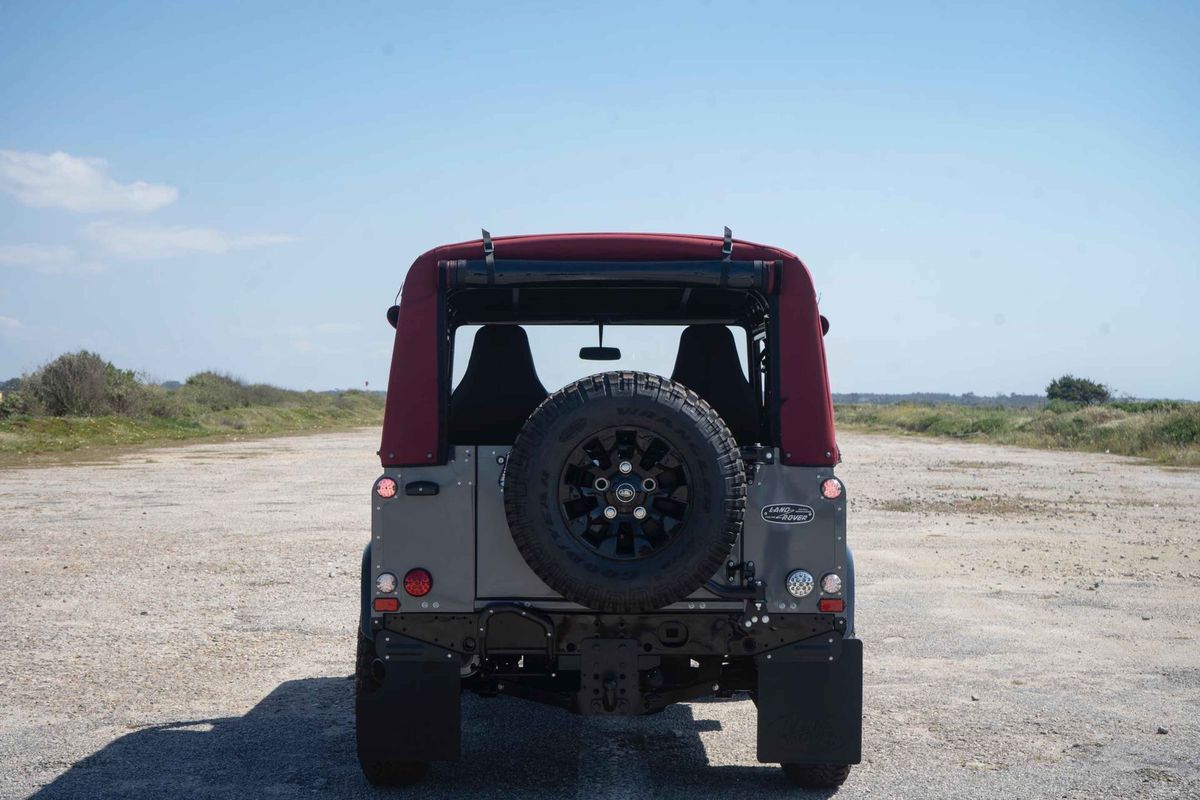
[633,507,647,520]
[603,506,618,519]
[618,461,633,474]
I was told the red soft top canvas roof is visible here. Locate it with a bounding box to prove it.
[379,233,837,467]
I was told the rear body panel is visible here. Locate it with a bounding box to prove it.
[369,447,849,623]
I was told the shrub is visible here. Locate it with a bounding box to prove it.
[15,351,177,418]
[1046,375,1110,405]
[177,372,253,411]
[1109,399,1184,413]
[1154,407,1200,445]
[0,386,40,418]
[177,372,297,412]
[24,352,129,416]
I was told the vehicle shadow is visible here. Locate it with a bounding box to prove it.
[30,677,841,799]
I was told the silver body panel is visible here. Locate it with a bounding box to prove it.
[370,446,851,622]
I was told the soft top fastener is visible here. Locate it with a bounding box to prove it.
[481,229,495,284]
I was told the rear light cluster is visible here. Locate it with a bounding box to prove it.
[371,568,433,614]
[375,477,397,498]
[785,569,845,611]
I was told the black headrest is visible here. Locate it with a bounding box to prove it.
[671,325,759,444]
[449,325,548,445]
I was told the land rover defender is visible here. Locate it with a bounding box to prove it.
[357,231,861,789]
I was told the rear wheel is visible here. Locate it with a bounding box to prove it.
[504,371,746,613]
[781,763,851,788]
[355,632,429,786]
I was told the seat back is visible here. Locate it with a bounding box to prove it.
[449,325,549,445]
[670,325,759,445]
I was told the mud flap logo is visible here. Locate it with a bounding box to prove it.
[761,503,815,524]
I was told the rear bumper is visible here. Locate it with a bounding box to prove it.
[370,604,848,661]
[361,616,862,765]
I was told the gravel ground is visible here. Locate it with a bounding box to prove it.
[1,429,1197,799]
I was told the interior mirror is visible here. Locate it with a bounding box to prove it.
[579,322,621,360]
[580,346,621,360]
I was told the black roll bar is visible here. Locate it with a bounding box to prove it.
[441,259,775,291]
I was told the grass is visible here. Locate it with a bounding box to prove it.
[5,351,1196,468]
[0,369,384,463]
[835,401,1200,467]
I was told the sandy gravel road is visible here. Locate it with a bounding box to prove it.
[1,430,1197,799]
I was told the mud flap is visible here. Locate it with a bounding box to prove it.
[356,635,461,763]
[755,637,862,765]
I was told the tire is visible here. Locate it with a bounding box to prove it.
[504,371,746,613]
[354,630,379,695]
[781,763,851,788]
[354,632,429,787]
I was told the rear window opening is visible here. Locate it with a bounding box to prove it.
[451,325,750,394]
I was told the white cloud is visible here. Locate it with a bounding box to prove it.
[83,222,295,260]
[0,243,75,267]
[0,315,21,330]
[0,150,178,214]
[0,243,105,275]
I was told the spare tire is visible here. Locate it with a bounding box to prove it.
[503,371,746,613]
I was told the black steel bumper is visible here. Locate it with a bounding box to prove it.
[371,604,847,660]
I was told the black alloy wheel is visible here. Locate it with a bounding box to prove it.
[557,426,692,561]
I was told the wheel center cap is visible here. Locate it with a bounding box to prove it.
[614,483,637,502]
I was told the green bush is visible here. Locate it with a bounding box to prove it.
[1154,407,1200,445]
[1109,399,1184,413]
[1046,375,1110,405]
[18,351,175,418]
[0,385,38,418]
[177,372,300,412]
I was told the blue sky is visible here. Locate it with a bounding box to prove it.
[1,1,1197,398]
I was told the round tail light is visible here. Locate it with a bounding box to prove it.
[375,572,398,594]
[820,478,843,500]
[785,569,814,598]
[375,477,397,498]
[403,568,432,597]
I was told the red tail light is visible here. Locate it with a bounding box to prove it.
[373,597,400,612]
[404,568,433,597]
[375,477,397,498]
[818,598,845,613]
[820,478,843,500]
